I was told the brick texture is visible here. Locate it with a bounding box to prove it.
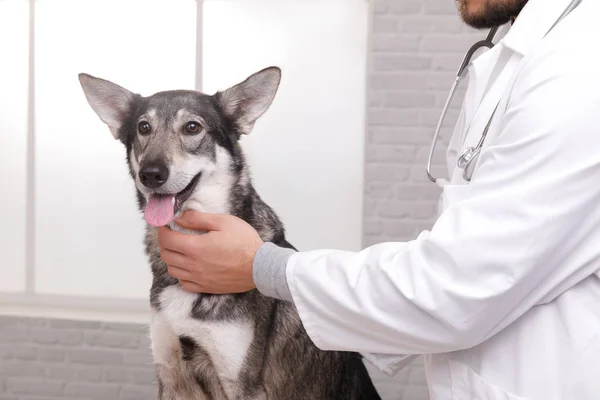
[0,1,489,400]
[0,316,156,400]
[363,0,483,399]
[365,0,481,246]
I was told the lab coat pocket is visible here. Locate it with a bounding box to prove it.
[449,359,530,400]
[441,184,470,213]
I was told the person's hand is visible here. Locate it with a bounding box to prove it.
[157,210,264,294]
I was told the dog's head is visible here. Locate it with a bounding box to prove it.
[78,67,281,227]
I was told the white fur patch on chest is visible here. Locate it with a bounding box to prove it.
[153,286,255,384]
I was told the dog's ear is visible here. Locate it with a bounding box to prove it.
[78,73,137,140]
[216,66,281,135]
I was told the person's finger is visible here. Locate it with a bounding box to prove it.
[179,279,203,293]
[167,265,192,280]
[157,226,197,254]
[159,248,190,269]
[174,210,228,232]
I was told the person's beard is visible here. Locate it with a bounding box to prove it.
[457,0,528,29]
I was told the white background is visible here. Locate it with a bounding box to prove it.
[33,0,196,299]
[0,0,367,306]
[0,0,29,293]
[203,0,367,252]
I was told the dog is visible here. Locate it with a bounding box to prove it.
[78,67,382,400]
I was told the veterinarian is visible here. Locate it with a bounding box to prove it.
[157,0,600,398]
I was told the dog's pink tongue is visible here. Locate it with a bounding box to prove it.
[144,195,175,226]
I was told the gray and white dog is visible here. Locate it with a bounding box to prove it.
[78,67,382,400]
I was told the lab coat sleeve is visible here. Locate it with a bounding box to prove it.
[285,52,600,362]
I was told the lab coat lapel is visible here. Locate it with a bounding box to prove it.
[459,49,522,151]
[462,45,503,131]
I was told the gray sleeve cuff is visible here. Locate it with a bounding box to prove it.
[252,242,296,302]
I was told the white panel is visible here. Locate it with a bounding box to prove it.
[203,0,367,251]
[0,0,29,293]
[34,0,196,298]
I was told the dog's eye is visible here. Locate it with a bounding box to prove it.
[185,121,201,134]
[138,121,151,134]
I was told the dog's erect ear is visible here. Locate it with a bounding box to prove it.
[78,73,136,140]
[216,66,281,135]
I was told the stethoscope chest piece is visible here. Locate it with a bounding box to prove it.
[456,146,480,169]
[457,146,481,182]
[457,100,500,182]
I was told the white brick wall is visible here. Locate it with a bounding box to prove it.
[0,316,157,400]
[365,0,482,247]
[364,1,484,399]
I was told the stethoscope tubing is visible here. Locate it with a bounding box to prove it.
[426,26,499,184]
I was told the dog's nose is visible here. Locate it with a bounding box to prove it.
[139,163,169,189]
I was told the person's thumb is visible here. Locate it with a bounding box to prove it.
[174,210,226,231]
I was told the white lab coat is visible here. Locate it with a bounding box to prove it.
[284,0,600,398]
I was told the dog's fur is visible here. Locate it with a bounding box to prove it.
[78,67,381,400]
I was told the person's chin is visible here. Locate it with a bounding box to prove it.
[459,5,497,29]
[458,0,526,30]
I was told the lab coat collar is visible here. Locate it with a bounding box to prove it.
[500,0,579,55]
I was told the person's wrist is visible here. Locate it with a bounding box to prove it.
[244,238,264,288]
[252,242,296,301]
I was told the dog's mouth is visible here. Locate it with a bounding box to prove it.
[143,173,202,227]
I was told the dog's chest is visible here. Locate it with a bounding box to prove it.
[151,286,255,395]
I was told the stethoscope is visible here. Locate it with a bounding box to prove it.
[427,0,580,186]
[426,26,499,185]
